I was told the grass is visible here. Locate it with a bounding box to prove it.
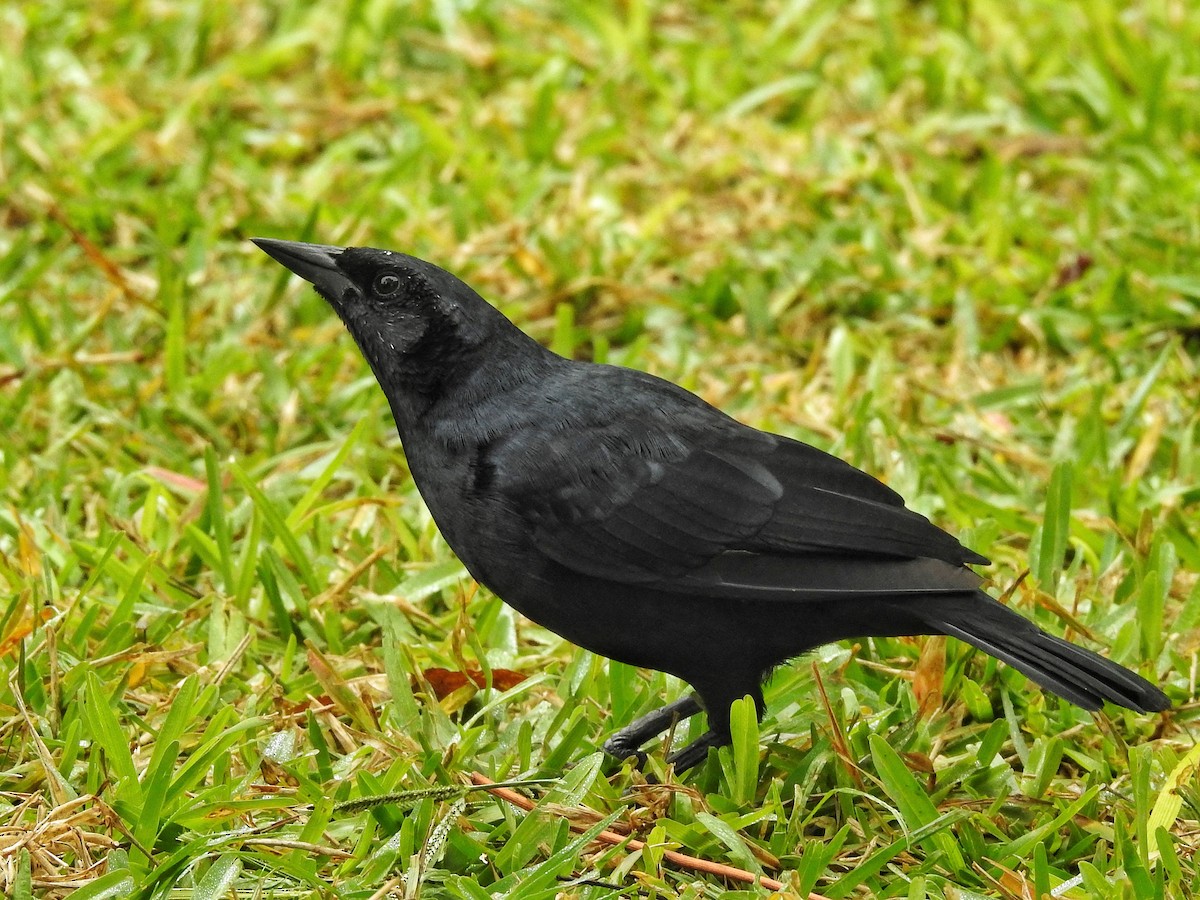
[2,0,1198,896]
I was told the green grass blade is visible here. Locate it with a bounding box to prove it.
[868,734,965,872]
[83,673,140,802]
[1035,461,1073,592]
[284,416,370,530]
[229,459,320,593]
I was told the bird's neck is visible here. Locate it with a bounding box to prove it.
[382,328,561,444]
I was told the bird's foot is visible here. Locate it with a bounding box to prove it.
[601,694,703,768]
[601,735,648,769]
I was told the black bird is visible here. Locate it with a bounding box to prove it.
[253,238,1170,770]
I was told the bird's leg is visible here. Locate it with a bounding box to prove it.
[602,694,703,765]
[665,730,725,772]
[664,684,764,772]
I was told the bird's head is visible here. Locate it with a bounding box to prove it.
[253,238,503,398]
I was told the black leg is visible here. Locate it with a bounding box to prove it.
[662,683,764,772]
[665,730,725,772]
[602,694,703,764]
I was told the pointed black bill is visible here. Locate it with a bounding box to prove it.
[252,238,353,302]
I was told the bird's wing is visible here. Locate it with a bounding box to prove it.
[490,423,780,582]
[738,434,989,566]
[486,376,986,586]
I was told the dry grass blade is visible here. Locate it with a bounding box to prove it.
[470,772,814,896]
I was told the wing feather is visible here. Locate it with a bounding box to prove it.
[485,368,986,586]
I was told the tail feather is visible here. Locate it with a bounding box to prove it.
[927,593,1170,714]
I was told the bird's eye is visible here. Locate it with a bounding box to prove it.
[373,271,402,296]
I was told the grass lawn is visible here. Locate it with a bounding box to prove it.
[2,1,1199,897]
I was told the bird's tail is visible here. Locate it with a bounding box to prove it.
[924,593,1170,713]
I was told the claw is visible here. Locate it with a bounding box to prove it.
[603,738,648,770]
[600,693,704,769]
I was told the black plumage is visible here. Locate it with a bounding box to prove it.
[254,238,1170,770]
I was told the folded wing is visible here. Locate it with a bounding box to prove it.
[487,380,987,587]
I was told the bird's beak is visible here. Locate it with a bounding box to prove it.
[252,238,353,303]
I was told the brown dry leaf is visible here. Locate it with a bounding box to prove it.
[902,751,935,775]
[260,757,299,787]
[419,666,526,699]
[422,667,470,698]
